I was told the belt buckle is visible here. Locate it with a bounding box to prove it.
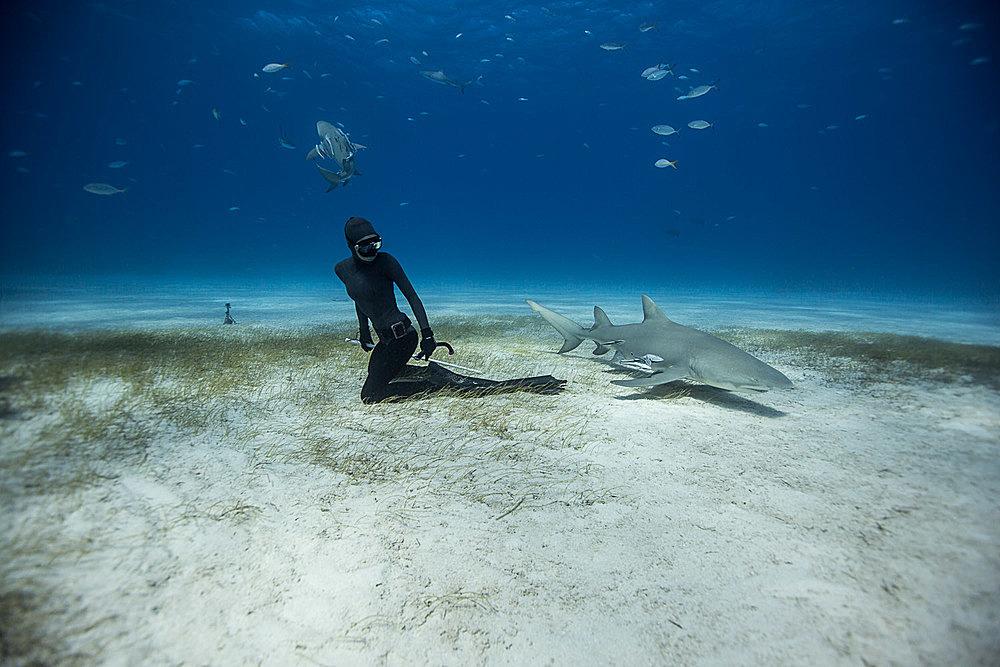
[391,321,407,339]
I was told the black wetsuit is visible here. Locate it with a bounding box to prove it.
[335,216,565,403]
[335,252,431,403]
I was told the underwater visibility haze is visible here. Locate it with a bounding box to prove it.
[0,0,998,296]
[3,2,1000,665]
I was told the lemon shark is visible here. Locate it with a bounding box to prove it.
[527,296,792,392]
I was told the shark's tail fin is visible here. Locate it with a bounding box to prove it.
[526,300,586,353]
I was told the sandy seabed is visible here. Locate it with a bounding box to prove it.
[1,315,998,665]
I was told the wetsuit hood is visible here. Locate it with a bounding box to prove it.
[345,216,381,262]
[345,216,378,248]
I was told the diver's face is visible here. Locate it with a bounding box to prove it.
[353,234,382,262]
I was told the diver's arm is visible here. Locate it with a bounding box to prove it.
[356,304,374,348]
[385,254,430,331]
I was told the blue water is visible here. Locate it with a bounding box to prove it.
[0,1,998,310]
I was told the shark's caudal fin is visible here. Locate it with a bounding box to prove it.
[527,300,587,353]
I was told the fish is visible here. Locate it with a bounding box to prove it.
[646,69,670,81]
[306,120,366,164]
[410,56,421,65]
[8,150,27,158]
[177,79,194,86]
[599,42,625,51]
[959,22,981,31]
[211,108,221,121]
[454,32,463,39]
[687,120,712,129]
[651,125,679,136]
[83,183,126,195]
[970,57,990,66]
[420,70,471,93]
[757,122,769,128]
[262,63,289,73]
[278,129,296,150]
[677,84,716,100]
[639,22,656,32]
[240,118,247,126]
[107,160,129,168]
[374,38,389,45]
[115,138,127,145]
[854,114,867,121]
[528,296,792,393]
[654,159,678,169]
[399,201,409,206]
[228,206,240,212]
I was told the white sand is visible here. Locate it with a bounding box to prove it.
[2,324,998,665]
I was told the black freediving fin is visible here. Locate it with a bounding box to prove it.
[392,362,565,395]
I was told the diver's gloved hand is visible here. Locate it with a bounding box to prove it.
[359,331,376,352]
[418,328,437,360]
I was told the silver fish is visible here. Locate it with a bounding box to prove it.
[83,183,126,195]
[677,84,716,100]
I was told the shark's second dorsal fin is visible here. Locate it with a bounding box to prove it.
[593,306,613,328]
[641,295,673,323]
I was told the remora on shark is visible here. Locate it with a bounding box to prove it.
[528,295,793,393]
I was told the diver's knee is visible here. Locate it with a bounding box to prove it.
[361,386,384,404]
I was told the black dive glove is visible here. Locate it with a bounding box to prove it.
[359,330,376,352]
[418,328,437,360]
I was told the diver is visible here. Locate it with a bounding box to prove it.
[223,302,236,325]
[334,216,566,404]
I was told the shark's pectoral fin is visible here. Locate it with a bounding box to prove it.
[593,344,610,355]
[611,366,689,388]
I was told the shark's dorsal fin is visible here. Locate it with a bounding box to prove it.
[593,306,613,328]
[641,295,673,323]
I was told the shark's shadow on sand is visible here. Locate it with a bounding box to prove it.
[600,368,787,418]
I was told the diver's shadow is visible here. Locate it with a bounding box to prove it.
[599,368,787,418]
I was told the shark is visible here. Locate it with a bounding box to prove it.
[305,121,366,163]
[316,158,360,191]
[527,295,793,393]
